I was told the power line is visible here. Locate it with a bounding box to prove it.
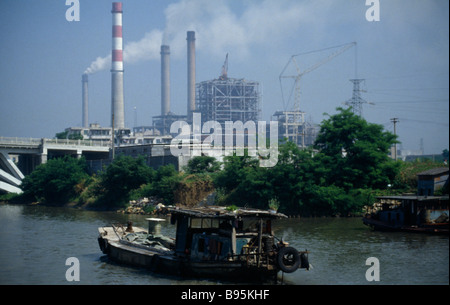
[369,87,448,92]
[374,99,448,104]
[397,118,449,126]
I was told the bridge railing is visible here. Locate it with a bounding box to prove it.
[0,137,42,146]
[0,137,111,147]
[43,138,111,147]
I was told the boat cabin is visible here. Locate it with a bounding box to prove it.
[417,167,449,196]
[168,206,286,261]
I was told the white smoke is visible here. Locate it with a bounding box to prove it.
[84,29,163,74]
[84,0,316,74]
[123,29,164,64]
[84,54,111,74]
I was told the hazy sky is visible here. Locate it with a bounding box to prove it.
[0,0,448,154]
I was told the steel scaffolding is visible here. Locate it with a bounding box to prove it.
[272,111,319,148]
[196,78,261,126]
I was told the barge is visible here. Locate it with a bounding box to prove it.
[98,206,310,282]
[363,195,449,234]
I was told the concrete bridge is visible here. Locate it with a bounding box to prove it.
[0,137,110,194]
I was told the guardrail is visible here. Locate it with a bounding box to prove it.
[0,137,111,147]
[0,137,41,146]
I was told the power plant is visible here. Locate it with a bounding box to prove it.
[73,3,356,155]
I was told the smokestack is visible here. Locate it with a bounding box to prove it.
[160,45,170,116]
[111,2,125,129]
[82,73,89,128]
[187,31,196,121]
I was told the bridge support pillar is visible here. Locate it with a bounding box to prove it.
[40,146,48,164]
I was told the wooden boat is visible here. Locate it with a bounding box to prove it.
[98,206,310,282]
[362,195,449,234]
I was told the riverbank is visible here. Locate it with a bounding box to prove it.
[0,195,162,214]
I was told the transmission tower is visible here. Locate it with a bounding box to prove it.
[344,79,372,117]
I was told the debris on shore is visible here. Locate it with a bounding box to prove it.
[117,197,166,215]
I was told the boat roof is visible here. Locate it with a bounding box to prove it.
[376,195,449,202]
[417,167,449,177]
[167,206,288,220]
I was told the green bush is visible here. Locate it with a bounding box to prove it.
[95,155,155,207]
[21,156,89,205]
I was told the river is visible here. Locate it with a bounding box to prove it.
[0,204,448,285]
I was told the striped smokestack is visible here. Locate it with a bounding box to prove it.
[82,73,88,128]
[160,45,170,116]
[111,2,125,129]
[187,31,196,122]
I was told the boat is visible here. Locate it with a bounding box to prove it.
[362,195,449,234]
[98,205,310,282]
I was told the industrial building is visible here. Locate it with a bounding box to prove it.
[196,77,261,126]
[196,54,261,129]
[272,111,319,148]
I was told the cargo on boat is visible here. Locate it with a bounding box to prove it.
[363,195,449,234]
[98,206,310,282]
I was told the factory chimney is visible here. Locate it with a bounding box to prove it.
[160,45,170,116]
[111,2,125,129]
[82,73,89,128]
[187,31,196,122]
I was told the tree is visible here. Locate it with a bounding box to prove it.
[314,107,399,191]
[21,156,89,204]
[151,164,182,204]
[266,142,317,215]
[184,156,221,174]
[97,155,155,206]
[214,155,259,193]
[55,130,83,140]
[443,149,449,161]
[213,154,270,208]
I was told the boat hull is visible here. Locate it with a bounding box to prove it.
[98,233,279,282]
[362,216,449,234]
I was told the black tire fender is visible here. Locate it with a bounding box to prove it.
[277,246,300,273]
[98,237,109,254]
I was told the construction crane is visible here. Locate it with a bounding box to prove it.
[278,42,356,145]
[219,53,228,80]
[279,42,356,113]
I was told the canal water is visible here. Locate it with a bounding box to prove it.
[0,204,448,285]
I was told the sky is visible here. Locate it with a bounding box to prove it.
[0,0,448,154]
